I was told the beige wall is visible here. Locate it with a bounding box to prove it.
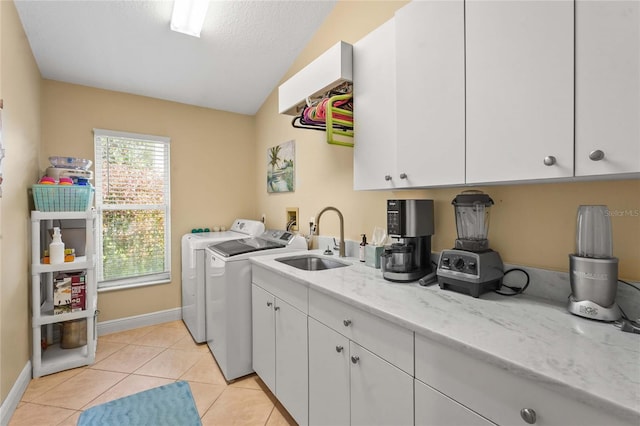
[41,81,258,322]
[255,1,640,281]
[1,0,42,403]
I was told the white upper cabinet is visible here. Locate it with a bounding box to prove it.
[353,18,397,190]
[465,0,575,183]
[575,0,640,177]
[395,0,465,187]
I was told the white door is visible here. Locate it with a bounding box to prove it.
[308,318,350,426]
[350,342,413,426]
[575,0,640,176]
[353,18,397,190]
[466,0,574,183]
[395,0,466,187]
[415,379,495,426]
[275,298,308,426]
[251,284,275,393]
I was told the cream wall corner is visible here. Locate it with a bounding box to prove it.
[41,81,258,322]
[1,0,42,404]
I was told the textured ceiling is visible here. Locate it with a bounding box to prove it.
[14,0,337,115]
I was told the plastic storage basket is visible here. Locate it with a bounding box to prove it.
[32,184,94,212]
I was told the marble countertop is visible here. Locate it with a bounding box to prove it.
[251,250,640,423]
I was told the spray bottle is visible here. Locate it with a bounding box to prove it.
[359,234,367,262]
[49,227,65,265]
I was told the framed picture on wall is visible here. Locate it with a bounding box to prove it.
[267,140,295,193]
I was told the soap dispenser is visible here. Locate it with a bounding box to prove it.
[49,227,65,265]
[359,234,367,262]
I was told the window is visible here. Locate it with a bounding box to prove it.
[93,129,171,290]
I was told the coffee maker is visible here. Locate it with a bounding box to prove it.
[568,205,621,321]
[381,199,434,282]
[437,190,504,297]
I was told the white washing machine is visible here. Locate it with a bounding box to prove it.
[204,230,307,381]
[181,219,264,342]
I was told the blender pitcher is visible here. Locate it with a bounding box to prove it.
[453,190,494,252]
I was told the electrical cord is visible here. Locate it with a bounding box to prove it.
[494,268,531,296]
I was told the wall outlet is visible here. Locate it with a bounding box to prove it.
[286,207,299,231]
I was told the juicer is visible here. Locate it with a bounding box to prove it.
[568,205,621,321]
[437,190,504,297]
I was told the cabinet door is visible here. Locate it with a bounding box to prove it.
[466,0,574,183]
[251,284,276,393]
[415,379,494,426]
[308,318,350,426]
[353,18,397,190]
[350,342,413,426]
[575,0,640,176]
[395,0,465,187]
[275,298,308,426]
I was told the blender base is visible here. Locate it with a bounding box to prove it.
[567,296,621,322]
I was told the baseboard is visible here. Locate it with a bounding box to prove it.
[97,307,182,336]
[0,361,31,426]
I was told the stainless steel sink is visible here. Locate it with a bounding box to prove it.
[276,254,350,271]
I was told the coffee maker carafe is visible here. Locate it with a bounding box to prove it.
[381,199,434,282]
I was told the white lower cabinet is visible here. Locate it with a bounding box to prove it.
[415,379,494,426]
[308,318,413,426]
[415,333,636,426]
[251,267,309,426]
[349,342,413,426]
[308,318,350,426]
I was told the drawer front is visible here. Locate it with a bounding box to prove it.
[415,379,494,426]
[415,333,636,426]
[309,289,413,375]
[252,265,308,313]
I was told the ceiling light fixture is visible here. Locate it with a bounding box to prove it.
[170,0,210,38]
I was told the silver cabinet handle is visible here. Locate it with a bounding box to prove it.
[589,150,605,161]
[520,408,537,424]
[266,301,273,307]
[384,175,392,181]
[274,306,280,311]
[335,345,343,353]
[351,355,359,364]
[399,173,408,179]
[343,319,352,327]
[543,156,556,166]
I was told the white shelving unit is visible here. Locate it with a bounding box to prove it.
[30,210,97,377]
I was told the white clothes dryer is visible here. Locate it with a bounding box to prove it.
[181,219,264,342]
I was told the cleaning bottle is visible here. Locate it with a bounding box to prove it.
[359,234,367,262]
[49,227,65,265]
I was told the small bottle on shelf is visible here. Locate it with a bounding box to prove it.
[49,227,65,265]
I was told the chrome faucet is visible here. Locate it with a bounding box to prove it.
[315,206,346,258]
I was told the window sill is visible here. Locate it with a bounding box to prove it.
[98,277,171,293]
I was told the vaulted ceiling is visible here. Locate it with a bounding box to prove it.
[15,0,337,115]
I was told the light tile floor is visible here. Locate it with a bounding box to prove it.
[9,320,296,426]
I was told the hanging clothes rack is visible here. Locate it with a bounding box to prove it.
[290,83,354,147]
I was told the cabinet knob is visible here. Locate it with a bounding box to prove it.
[520,408,537,424]
[343,319,352,327]
[384,175,392,181]
[543,156,556,166]
[351,355,360,364]
[589,149,605,161]
[399,173,408,179]
[274,306,280,311]
[335,345,344,353]
[266,301,272,308]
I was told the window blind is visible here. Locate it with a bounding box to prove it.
[93,129,171,289]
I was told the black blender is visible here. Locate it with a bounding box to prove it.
[437,190,504,297]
